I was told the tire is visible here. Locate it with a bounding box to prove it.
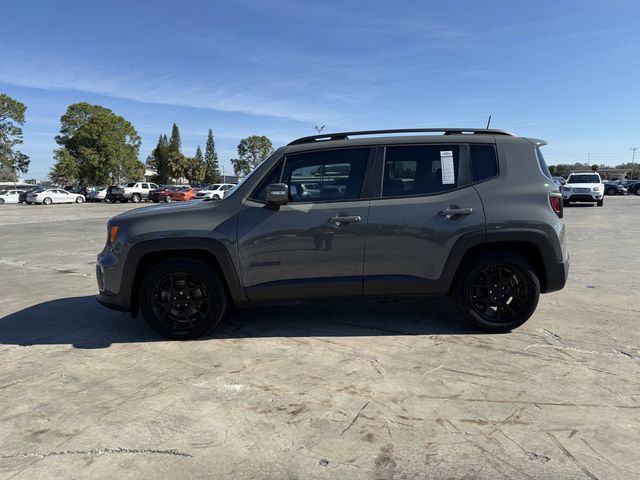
[152,199,159,203]
[75,196,84,203]
[562,199,569,207]
[606,188,617,196]
[213,194,221,200]
[635,189,640,196]
[131,193,141,203]
[43,197,52,205]
[139,258,228,339]
[452,253,540,332]
[165,196,172,203]
[0,198,4,204]
[597,199,604,207]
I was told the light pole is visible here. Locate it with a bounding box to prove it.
[314,125,325,134]
[632,147,637,180]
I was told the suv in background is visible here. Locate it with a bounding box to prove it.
[122,182,159,203]
[196,183,236,200]
[97,128,569,339]
[562,172,604,206]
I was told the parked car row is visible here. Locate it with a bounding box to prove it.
[0,187,86,204]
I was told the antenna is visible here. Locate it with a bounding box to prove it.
[314,125,325,134]
[486,115,492,129]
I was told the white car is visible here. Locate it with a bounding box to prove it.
[27,188,86,205]
[0,190,26,204]
[195,183,235,200]
[87,187,107,202]
[561,172,604,207]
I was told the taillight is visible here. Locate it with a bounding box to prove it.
[549,194,563,219]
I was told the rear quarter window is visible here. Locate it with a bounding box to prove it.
[470,145,498,182]
[536,147,553,180]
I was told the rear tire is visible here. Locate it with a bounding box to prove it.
[452,253,540,332]
[213,194,221,200]
[165,196,172,203]
[139,259,228,339]
[0,198,4,204]
[606,188,617,196]
[132,193,141,203]
[43,197,52,205]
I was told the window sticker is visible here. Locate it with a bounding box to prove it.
[440,151,455,184]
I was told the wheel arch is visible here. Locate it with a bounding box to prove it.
[124,238,247,317]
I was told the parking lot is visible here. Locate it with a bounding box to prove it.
[1,198,639,479]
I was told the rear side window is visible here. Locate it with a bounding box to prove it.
[470,145,498,182]
[536,147,553,180]
[382,145,459,197]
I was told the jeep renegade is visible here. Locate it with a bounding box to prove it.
[96,128,569,339]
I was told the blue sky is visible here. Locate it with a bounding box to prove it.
[1,0,639,179]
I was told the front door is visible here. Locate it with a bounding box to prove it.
[363,143,486,295]
[237,147,374,301]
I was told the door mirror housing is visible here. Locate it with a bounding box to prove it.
[266,183,289,206]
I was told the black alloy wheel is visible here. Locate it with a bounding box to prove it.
[453,254,540,332]
[140,259,227,339]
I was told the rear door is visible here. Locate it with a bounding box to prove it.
[237,147,374,301]
[363,143,486,295]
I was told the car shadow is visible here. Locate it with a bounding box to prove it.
[0,295,486,349]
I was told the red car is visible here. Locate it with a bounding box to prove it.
[149,186,179,203]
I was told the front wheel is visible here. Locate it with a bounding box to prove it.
[597,199,603,207]
[43,197,53,205]
[76,196,84,203]
[452,253,540,332]
[606,188,617,196]
[0,198,4,204]
[131,193,141,203]
[139,259,228,339]
[213,194,221,200]
[165,196,172,203]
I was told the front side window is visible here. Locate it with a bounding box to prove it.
[282,148,370,202]
[382,145,460,197]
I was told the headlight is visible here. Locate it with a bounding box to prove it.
[562,186,571,191]
[592,186,602,191]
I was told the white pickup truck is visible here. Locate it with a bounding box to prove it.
[122,182,159,203]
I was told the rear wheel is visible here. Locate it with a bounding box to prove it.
[213,194,221,200]
[452,253,540,332]
[165,196,172,203]
[139,259,227,339]
[0,198,4,204]
[606,188,617,196]
[43,197,52,205]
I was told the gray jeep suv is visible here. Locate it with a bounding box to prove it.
[96,128,569,339]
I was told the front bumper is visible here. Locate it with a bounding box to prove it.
[543,253,570,293]
[96,251,130,312]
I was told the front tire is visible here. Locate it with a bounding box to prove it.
[213,194,221,200]
[452,253,540,332]
[0,198,4,204]
[43,197,52,205]
[165,196,172,203]
[131,193,141,203]
[76,196,84,203]
[597,199,603,206]
[606,188,617,196]
[139,259,228,339]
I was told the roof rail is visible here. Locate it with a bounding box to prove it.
[288,128,515,146]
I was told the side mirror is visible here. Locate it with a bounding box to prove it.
[266,183,289,206]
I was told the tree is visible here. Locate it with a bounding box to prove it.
[231,135,274,176]
[591,164,598,172]
[166,123,187,181]
[147,134,170,183]
[0,93,30,182]
[53,102,141,185]
[49,149,79,185]
[204,129,220,183]
[186,146,206,183]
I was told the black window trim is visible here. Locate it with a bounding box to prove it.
[372,142,473,201]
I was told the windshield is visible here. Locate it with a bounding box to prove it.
[568,174,599,184]
[209,184,221,189]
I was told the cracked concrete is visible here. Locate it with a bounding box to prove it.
[0,199,639,479]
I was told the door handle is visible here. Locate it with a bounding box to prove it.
[439,207,473,217]
[328,215,362,225]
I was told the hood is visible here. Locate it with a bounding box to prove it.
[111,199,215,222]
[564,183,600,188]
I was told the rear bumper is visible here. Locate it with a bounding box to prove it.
[543,253,570,293]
